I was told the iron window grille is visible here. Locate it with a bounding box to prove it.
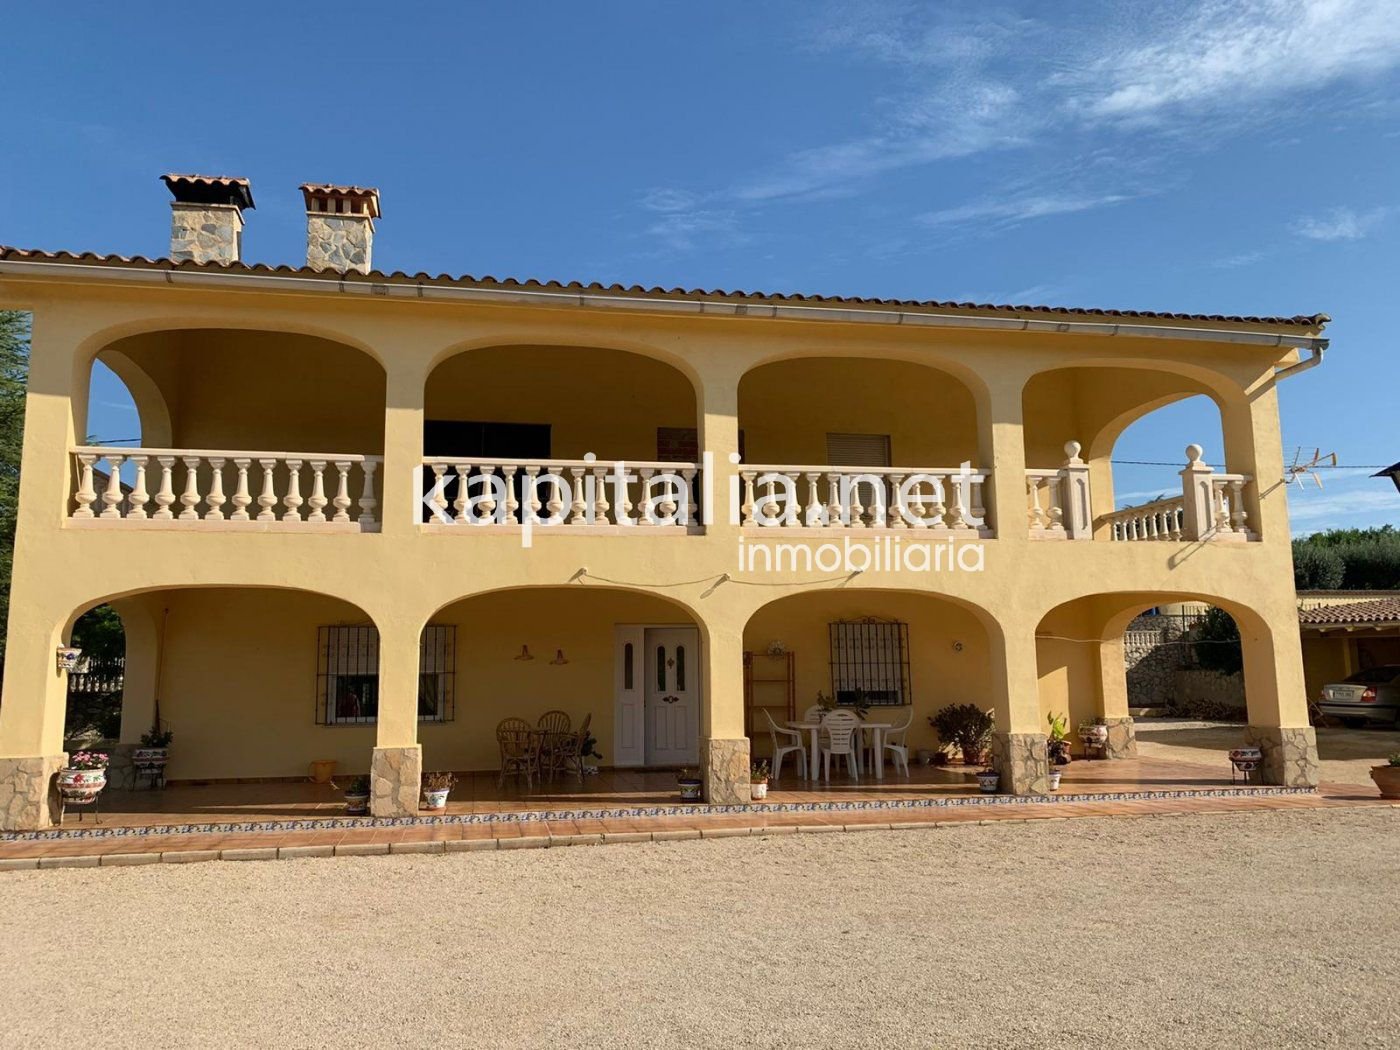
[316,625,456,725]
[828,618,910,706]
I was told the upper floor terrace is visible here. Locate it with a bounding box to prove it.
[0,177,1329,565]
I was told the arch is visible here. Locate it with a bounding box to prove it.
[738,355,983,468]
[423,344,698,464]
[737,343,993,406]
[81,327,388,457]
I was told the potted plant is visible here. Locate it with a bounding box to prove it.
[344,775,370,815]
[750,760,770,800]
[975,768,1000,793]
[677,768,703,802]
[1047,711,1072,766]
[1078,718,1109,753]
[58,750,108,807]
[929,704,995,767]
[421,772,456,811]
[1370,753,1400,799]
[580,730,603,776]
[135,723,174,786]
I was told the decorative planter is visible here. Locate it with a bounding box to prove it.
[678,778,703,802]
[1047,771,1063,791]
[975,771,1000,793]
[1370,765,1400,799]
[751,781,769,800]
[134,747,169,769]
[1228,746,1263,772]
[58,767,107,805]
[344,792,370,815]
[1079,725,1108,746]
[56,647,83,673]
[422,789,450,811]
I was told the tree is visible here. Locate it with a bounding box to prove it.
[0,311,29,668]
[1193,606,1243,675]
[1293,526,1400,591]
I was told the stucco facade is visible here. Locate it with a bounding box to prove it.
[0,243,1328,830]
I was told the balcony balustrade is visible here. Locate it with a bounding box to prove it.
[420,457,700,528]
[69,446,381,531]
[1101,444,1256,543]
[739,465,991,535]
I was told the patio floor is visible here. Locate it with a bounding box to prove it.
[1,752,1389,869]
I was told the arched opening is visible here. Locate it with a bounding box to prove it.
[1022,367,1239,542]
[738,357,986,532]
[74,329,386,529]
[419,586,700,784]
[1035,591,1313,786]
[742,589,994,790]
[422,344,699,526]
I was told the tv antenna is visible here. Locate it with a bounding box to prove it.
[1286,447,1337,489]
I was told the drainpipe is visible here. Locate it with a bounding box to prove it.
[1273,342,1326,381]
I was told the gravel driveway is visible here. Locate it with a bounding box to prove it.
[1,808,1396,1049]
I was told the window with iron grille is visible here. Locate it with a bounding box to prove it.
[828,619,909,706]
[316,625,456,725]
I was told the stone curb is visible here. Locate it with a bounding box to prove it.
[99,852,161,866]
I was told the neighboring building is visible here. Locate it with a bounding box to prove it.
[1299,594,1400,703]
[0,173,1329,830]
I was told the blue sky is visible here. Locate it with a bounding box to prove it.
[3,0,1397,532]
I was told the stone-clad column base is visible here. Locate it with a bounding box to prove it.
[1244,726,1319,788]
[370,745,422,817]
[988,733,1049,795]
[1102,717,1137,759]
[0,754,66,831]
[702,737,751,805]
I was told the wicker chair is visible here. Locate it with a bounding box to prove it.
[554,712,593,785]
[497,717,541,789]
[537,710,573,780]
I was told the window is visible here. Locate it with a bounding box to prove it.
[317,625,456,725]
[825,433,891,467]
[828,619,910,706]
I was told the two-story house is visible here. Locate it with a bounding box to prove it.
[0,175,1326,830]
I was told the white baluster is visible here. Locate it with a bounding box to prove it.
[826,473,843,528]
[946,475,967,530]
[73,452,98,518]
[256,459,279,522]
[592,465,611,525]
[887,473,906,528]
[1229,478,1248,535]
[637,467,657,525]
[178,455,201,520]
[804,472,823,527]
[523,465,542,524]
[452,464,470,522]
[100,454,126,518]
[357,459,378,526]
[680,467,697,526]
[569,466,588,524]
[282,459,304,522]
[545,467,565,522]
[154,456,178,520]
[970,477,987,531]
[476,463,497,523]
[306,461,328,523]
[740,471,757,525]
[205,458,226,520]
[127,454,150,519]
[332,460,352,522]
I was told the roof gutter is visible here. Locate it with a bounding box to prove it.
[1273,343,1326,381]
[0,258,1330,351]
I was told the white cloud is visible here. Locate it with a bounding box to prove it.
[920,192,1135,229]
[1211,250,1268,269]
[1297,205,1394,241]
[1287,481,1400,533]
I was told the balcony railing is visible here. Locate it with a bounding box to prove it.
[421,457,700,528]
[1102,496,1186,541]
[70,447,381,531]
[1102,445,1257,543]
[739,465,991,534]
[1025,442,1092,540]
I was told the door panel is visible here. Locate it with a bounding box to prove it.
[644,628,699,766]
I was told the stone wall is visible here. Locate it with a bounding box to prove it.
[702,737,751,804]
[370,745,421,817]
[170,204,243,264]
[306,215,373,274]
[0,754,66,831]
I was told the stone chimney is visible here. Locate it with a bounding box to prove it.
[161,174,255,264]
[300,184,381,274]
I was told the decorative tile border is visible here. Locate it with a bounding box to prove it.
[0,785,1316,842]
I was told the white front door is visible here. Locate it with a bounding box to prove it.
[644,627,699,766]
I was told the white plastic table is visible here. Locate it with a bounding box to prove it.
[787,718,893,780]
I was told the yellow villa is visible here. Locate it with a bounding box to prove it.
[0,175,1328,831]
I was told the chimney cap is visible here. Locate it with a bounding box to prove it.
[299,183,381,219]
[161,173,255,210]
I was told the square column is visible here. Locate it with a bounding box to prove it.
[1244,727,1319,788]
[371,621,424,817]
[370,745,422,818]
[0,755,66,831]
[987,623,1050,795]
[1096,636,1137,758]
[700,623,750,804]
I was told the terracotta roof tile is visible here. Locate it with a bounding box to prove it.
[0,245,1329,329]
[1298,598,1400,626]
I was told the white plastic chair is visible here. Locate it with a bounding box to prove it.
[801,704,825,724]
[763,709,807,781]
[819,709,862,781]
[881,708,913,777]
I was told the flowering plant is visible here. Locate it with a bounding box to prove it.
[68,751,108,770]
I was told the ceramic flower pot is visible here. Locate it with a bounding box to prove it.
[975,771,1000,793]
[750,781,769,800]
[1228,746,1263,773]
[56,647,84,673]
[1079,725,1108,745]
[1047,771,1063,791]
[344,792,370,815]
[1370,765,1400,799]
[678,778,703,802]
[422,789,450,811]
[134,747,169,770]
[58,767,107,805]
